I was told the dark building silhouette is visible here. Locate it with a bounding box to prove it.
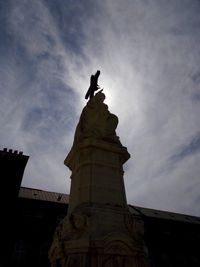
[1,148,29,266]
[1,148,200,267]
[0,148,29,199]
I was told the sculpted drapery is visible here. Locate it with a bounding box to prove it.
[73,92,121,146]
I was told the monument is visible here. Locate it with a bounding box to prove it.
[49,71,149,267]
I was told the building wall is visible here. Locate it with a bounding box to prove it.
[9,197,68,267]
[144,217,200,267]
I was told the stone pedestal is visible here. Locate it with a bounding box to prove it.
[65,139,129,214]
[49,138,149,267]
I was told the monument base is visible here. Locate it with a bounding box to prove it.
[49,139,149,266]
[49,203,149,267]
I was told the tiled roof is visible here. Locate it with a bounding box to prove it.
[129,205,200,224]
[18,187,69,204]
[18,187,200,224]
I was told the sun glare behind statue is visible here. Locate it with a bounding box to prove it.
[101,74,146,134]
[102,88,114,109]
[99,79,117,111]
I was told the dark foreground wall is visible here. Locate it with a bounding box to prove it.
[130,205,200,267]
[146,217,200,267]
[8,193,68,267]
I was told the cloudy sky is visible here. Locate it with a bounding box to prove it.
[1,0,200,216]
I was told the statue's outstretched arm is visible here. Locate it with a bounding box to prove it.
[85,70,101,100]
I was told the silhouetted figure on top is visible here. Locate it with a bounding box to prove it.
[85,70,101,100]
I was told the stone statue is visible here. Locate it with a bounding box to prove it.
[85,70,101,100]
[64,71,125,172]
[74,91,121,147]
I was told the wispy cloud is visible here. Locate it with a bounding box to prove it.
[191,71,200,84]
[170,132,200,163]
[158,132,200,177]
